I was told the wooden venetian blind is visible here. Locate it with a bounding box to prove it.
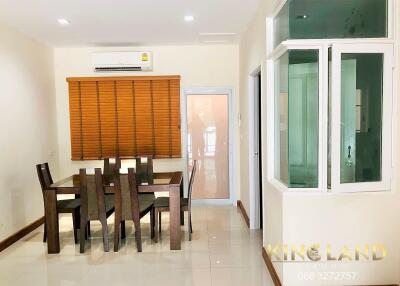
[67,76,181,160]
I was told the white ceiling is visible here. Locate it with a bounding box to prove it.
[0,0,261,47]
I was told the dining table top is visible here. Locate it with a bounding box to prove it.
[49,171,183,194]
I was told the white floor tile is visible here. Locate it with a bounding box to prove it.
[0,206,272,286]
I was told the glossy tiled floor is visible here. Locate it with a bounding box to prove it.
[0,206,274,286]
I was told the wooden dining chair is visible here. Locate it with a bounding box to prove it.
[135,156,157,202]
[135,156,153,183]
[154,160,197,241]
[103,157,121,183]
[113,168,155,252]
[36,163,81,244]
[79,168,115,253]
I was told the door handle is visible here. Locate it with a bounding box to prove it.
[345,146,353,167]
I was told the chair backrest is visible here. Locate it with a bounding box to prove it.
[114,168,140,220]
[187,160,197,209]
[79,168,106,220]
[135,157,153,183]
[114,168,140,221]
[128,168,141,220]
[36,163,54,192]
[103,158,121,182]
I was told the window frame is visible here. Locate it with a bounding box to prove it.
[330,43,394,192]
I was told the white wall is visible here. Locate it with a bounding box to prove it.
[239,0,267,220]
[53,45,240,199]
[238,0,284,279]
[0,23,58,240]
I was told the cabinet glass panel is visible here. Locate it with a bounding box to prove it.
[274,0,388,48]
[274,50,319,188]
[274,52,289,185]
[288,50,319,188]
[273,1,289,48]
[340,53,383,183]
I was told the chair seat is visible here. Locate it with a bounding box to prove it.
[139,196,154,214]
[104,195,115,214]
[57,198,80,211]
[139,193,156,203]
[154,197,188,208]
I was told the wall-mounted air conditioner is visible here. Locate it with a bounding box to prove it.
[92,51,153,72]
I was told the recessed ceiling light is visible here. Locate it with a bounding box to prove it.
[203,40,229,43]
[199,33,237,36]
[184,15,194,22]
[57,18,70,25]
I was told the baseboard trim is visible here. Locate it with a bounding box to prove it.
[262,247,282,286]
[237,200,250,228]
[0,216,44,252]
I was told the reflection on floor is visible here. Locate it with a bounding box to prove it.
[0,206,274,286]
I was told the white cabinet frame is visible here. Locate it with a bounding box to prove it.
[267,44,326,192]
[331,43,394,192]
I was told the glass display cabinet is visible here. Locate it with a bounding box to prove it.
[268,0,393,192]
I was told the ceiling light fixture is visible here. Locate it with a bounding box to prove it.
[57,18,70,25]
[203,40,229,43]
[296,15,308,19]
[184,15,194,22]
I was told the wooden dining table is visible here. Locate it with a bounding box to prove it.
[45,171,184,254]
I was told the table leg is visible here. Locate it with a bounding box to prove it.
[43,189,60,254]
[169,185,181,250]
[180,182,184,226]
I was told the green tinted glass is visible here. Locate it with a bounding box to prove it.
[340,53,383,183]
[274,52,289,185]
[273,1,290,48]
[274,50,319,188]
[274,0,388,48]
[288,50,319,188]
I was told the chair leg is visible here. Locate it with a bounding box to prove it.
[133,217,142,252]
[87,222,91,238]
[101,223,110,252]
[188,211,192,241]
[121,221,126,240]
[154,208,159,243]
[114,211,122,252]
[72,211,78,244]
[80,221,87,253]
[158,211,162,234]
[114,222,120,252]
[98,215,109,252]
[43,222,47,243]
[150,209,155,239]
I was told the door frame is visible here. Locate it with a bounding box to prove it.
[249,66,263,229]
[182,87,236,205]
